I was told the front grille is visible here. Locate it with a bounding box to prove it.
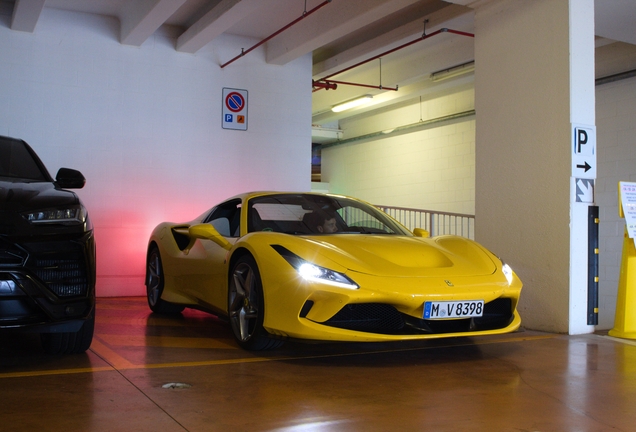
[323,298,514,335]
[24,241,89,297]
[472,298,514,330]
[323,303,405,333]
[409,297,514,333]
[31,257,88,296]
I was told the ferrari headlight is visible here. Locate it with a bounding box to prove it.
[502,263,514,285]
[23,205,87,225]
[298,262,359,289]
[272,245,359,290]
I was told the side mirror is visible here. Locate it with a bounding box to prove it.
[188,223,232,251]
[413,228,430,238]
[56,168,86,189]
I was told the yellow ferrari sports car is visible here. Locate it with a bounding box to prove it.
[145,192,522,350]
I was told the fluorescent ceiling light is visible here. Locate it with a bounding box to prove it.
[430,61,475,82]
[331,95,373,112]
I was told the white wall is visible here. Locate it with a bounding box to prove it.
[596,75,636,329]
[0,9,312,296]
[322,87,476,214]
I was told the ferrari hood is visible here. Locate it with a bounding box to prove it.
[294,234,498,278]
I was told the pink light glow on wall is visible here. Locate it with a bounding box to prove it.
[87,176,274,297]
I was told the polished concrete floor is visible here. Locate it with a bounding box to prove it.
[1,297,635,432]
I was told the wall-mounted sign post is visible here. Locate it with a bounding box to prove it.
[572,124,596,179]
[609,181,636,339]
[222,88,248,131]
[571,124,598,330]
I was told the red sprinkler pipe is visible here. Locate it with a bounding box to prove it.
[221,0,332,68]
[312,80,338,90]
[313,79,398,92]
[313,28,475,91]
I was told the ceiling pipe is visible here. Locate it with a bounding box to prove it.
[221,0,331,68]
[313,28,475,92]
[312,80,338,91]
[313,79,398,93]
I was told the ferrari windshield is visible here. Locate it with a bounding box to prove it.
[248,193,412,236]
[0,138,48,181]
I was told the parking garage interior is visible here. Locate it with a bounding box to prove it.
[1,0,636,431]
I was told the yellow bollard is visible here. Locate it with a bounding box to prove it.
[610,182,636,339]
[609,226,636,338]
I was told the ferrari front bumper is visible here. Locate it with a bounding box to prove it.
[261,269,522,342]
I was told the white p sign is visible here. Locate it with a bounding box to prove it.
[572,124,596,179]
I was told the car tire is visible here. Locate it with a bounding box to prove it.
[41,308,95,355]
[228,255,284,350]
[146,246,185,315]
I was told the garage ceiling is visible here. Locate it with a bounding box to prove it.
[5,0,636,139]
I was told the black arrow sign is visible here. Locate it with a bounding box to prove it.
[577,162,592,172]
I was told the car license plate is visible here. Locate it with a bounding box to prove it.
[423,300,484,319]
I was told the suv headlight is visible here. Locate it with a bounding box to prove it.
[23,204,87,225]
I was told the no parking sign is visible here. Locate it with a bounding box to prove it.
[222,88,248,131]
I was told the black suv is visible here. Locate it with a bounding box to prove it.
[0,136,95,354]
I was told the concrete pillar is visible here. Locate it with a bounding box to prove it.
[473,0,595,333]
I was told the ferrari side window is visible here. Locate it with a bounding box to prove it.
[204,199,242,237]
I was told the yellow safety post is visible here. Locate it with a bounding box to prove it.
[609,182,636,339]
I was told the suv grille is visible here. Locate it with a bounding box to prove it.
[24,241,89,297]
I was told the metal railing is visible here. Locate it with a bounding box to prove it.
[377,205,475,239]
